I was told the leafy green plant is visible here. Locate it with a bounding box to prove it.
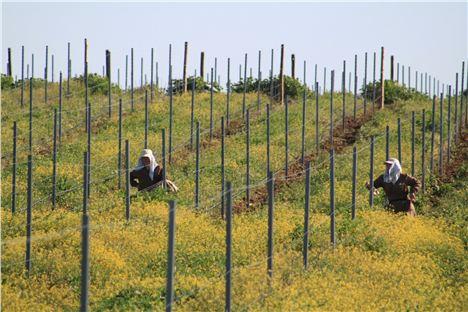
[169,76,222,94]
[362,79,429,104]
[232,75,311,99]
[1,74,14,90]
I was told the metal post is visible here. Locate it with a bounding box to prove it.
[258,50,262,110]
[131,48,134,111]
[354,55,357,119]
[323,67,327,94]
[461,61,465,128]
[141,57,143,88]
[118,99,122,189]
[372,52,376,108]
[190,77,195,150]
[21,46,24,107]
[221,117,226,218]
[454,74,458,143]
[225,181,233,312]
[67,42,71,96]
[125,140,130,222]
[80,213,90,312]
[59,72,63,144]
[267,171,274,278]
[26,154,32,275]
[246,109,250,208]
[285,96,289,178]
[303,161,311,268]
[162,129,166,189]
[242,53,247,119]
[145,90,148,149]
[108,50,112,117]
[227,58,231,127]
[385,125,389,161]
[342,60,346,126]
[439,93,444,175]
[125,54,128,91]
[315,82,319,155]
[12,122,17,213]
[210,68,214,140]
[351,146,357,220]
[430,96,436,174]
[447,86,452,163]
[330,149,335,248]
[270,50,274,102]
[267,103,271,175]
[369,136,374,207]
[398,118,402,165]
[45,45,48,104]
[52,109,57,209]
[169,63,173,164]
[29,78,33,154]
[330,70,334,146]
[151,48,154,101]
[421,109,426,193]
[195,122,200,208]
[411,112,415,176]
[83,151,88,215]
[301,87,306,164]
[364,53,368,115]
[166,200,176,312]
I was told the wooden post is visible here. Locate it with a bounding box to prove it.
[7,47,12,76]
[200,52,205,81]
[379,47,385,109]
[291,54,295,79]
[390,55,394,81]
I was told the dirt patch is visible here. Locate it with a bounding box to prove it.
[233,113,373,213]
[440,131,468,183]
[321,114,374,153]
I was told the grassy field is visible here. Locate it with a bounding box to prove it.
[1,79,467,311]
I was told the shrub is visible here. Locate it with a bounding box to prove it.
[168,76,222,94]
[362,79,429,104]
[1,74,14,90]
[73,73,120,95]
[232,75,311,99]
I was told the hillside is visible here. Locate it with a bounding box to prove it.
[1,78,467,311]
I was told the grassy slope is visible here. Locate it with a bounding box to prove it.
[1,81,466,311]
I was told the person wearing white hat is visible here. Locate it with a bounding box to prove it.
[130,149,164,192]
[366,158,420,216]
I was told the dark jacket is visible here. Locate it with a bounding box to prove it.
[373,173,421,203]
[130,165,164,192]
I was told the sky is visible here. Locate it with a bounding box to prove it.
[2,1,467,91]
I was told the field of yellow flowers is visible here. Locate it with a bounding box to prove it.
[1,79,466,310]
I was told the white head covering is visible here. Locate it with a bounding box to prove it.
[135,149,159,180]
[383,158,401,184]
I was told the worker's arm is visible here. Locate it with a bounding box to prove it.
[366,175,383,190]
[406,175,421,202]
[130,170,139,187]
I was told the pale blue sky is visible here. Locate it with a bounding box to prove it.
[2,1,467,90]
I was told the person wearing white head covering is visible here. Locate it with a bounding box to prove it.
[366,158,421,216]
[130,149,164,192]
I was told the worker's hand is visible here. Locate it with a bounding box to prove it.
[365,181,371,190]
[409,193,416,202]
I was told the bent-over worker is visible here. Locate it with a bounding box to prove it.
[366,158,420,216]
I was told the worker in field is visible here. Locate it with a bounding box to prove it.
[366,158,420,216]
[130,149,178,193]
